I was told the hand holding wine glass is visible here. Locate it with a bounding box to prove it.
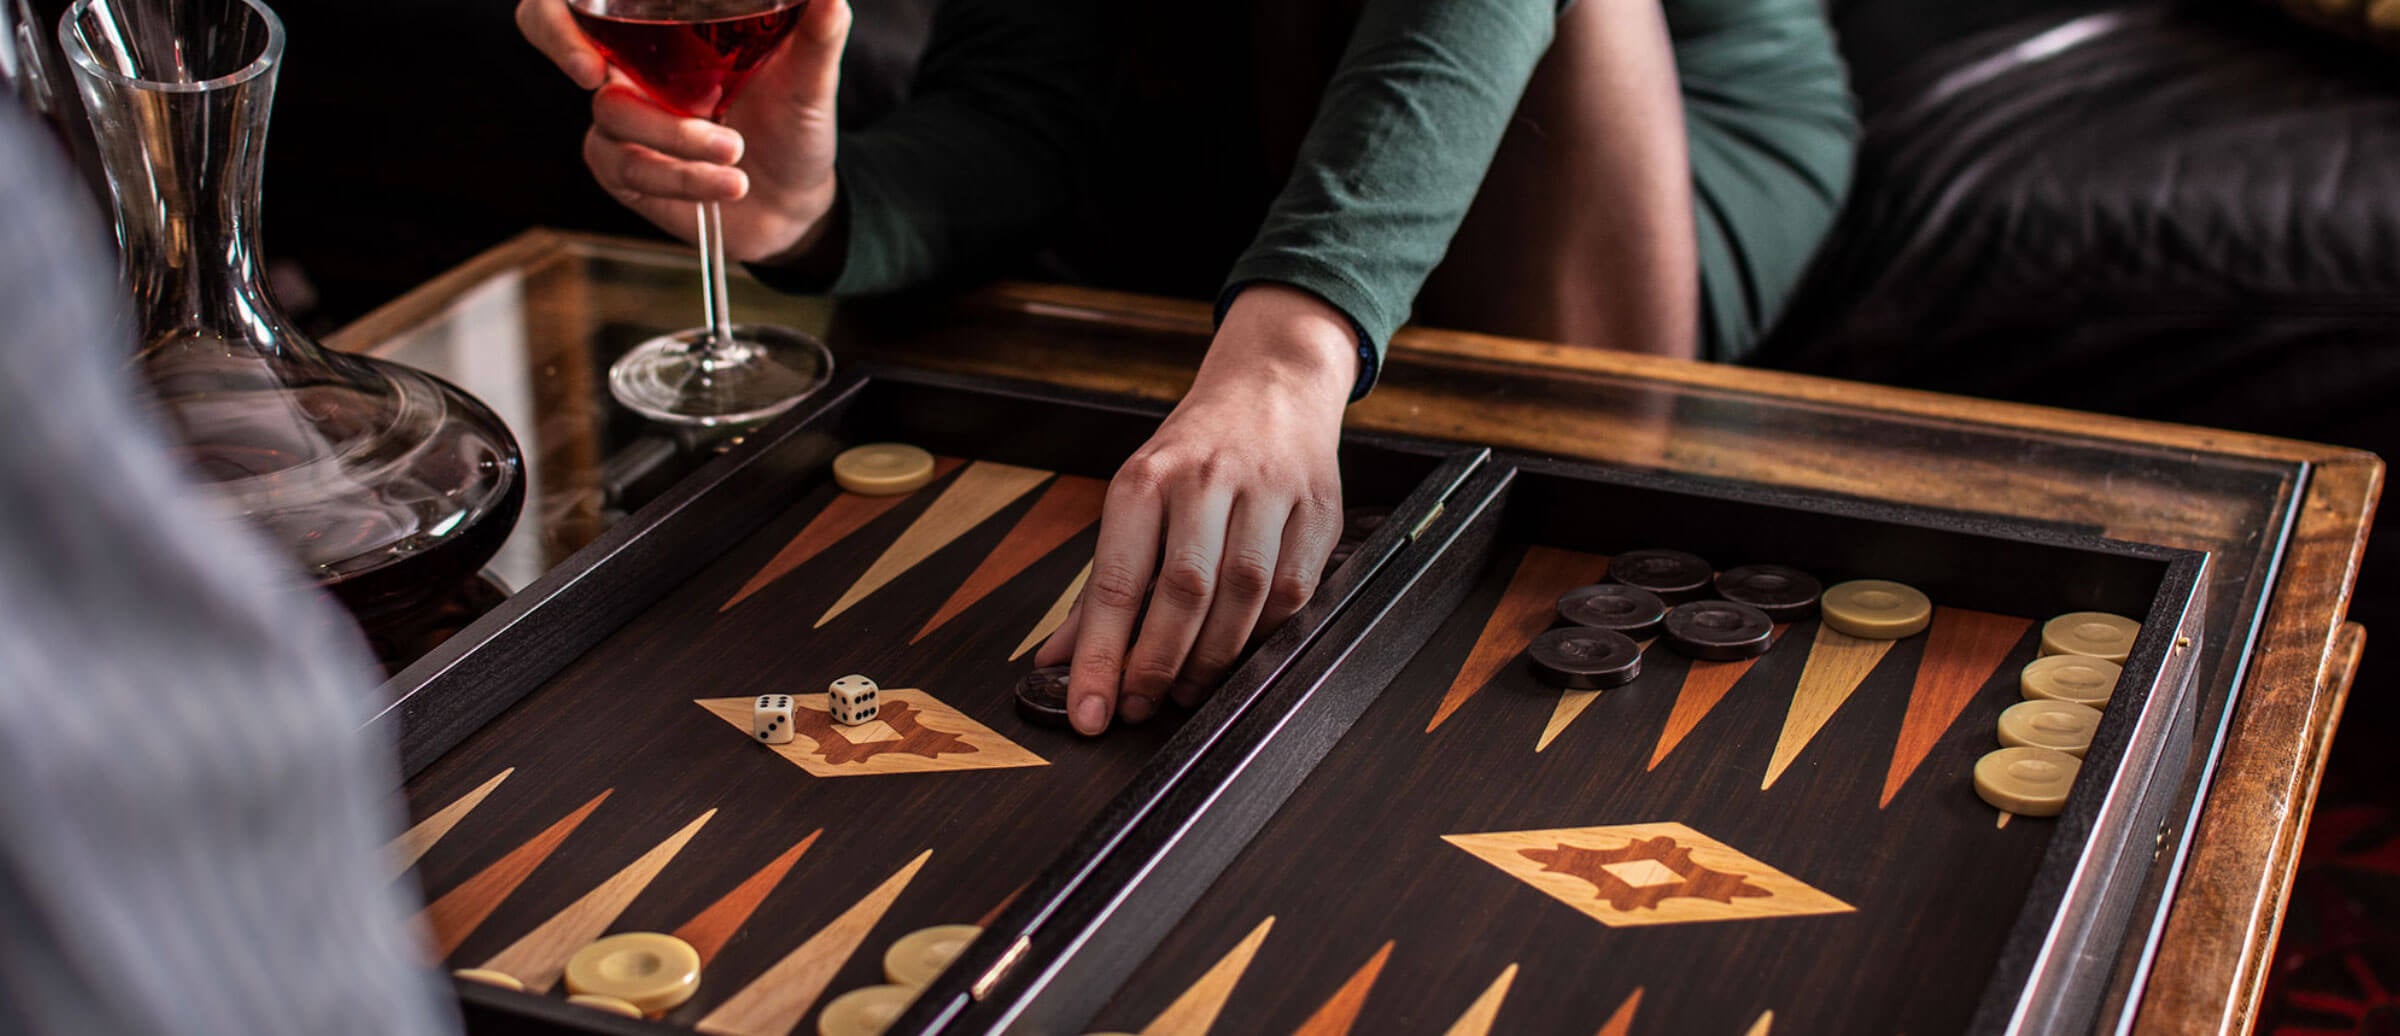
[518,0,852,424]
[519,0,849,262]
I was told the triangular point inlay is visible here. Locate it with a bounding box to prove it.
[1140,915,1276,1036]
[1651,626,1789,770]
[1538,637,1659,752]
[721,469,940,613]
[478,809,715,991]
[1880,608,2033,807]
[1762,626,1898,790]
[1293,941,1395,1036]
[1440,963,1518,1036]
[818,462,1052,628]
[417,788,609,959]
[696,850,931,1036]
[1596,988,1644,1036]
[390,767,513,877]
[1014,560,1091,661]
[917,475,1106,642]
[1431,548,1613,733]
[673,829,820,968]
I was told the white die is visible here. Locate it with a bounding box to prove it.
[752,694,795,744]
[828,675,879,726]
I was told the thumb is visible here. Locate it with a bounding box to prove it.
[776,0,851,112]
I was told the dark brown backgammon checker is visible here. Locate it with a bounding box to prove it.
[913,456,2209,1036]
[374,368,1480,1035]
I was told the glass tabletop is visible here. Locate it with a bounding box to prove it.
[336,230,2314,1027]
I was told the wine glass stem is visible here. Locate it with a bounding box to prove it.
[695,201,738,359]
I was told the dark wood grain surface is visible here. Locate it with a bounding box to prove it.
[395,380,1452,1034]
[403,462,1172,1030]
[1078,476,2199,1036]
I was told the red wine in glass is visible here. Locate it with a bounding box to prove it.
[568,0,833,427]
[568,2,803,119]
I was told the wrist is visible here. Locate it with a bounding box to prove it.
[754,177,846,276]
[1205,283,1362,404]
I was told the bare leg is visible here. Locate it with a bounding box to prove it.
[1413,0,1700,359]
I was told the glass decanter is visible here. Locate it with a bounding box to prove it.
[62,0,525,620]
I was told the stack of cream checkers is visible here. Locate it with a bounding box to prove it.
[815,924,986,1035]
[1973,612,2142,818]
[454,931,705,1020]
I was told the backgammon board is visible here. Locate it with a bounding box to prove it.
[380,370,2207,1036]
[908,459,2206,1036]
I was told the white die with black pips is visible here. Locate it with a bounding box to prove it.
[829,674,879,726]
[752,694,795,744]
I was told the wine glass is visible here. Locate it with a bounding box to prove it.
[568,0,832,427]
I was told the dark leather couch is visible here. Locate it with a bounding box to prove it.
[1754,0,2399,755]
[1765,0,2400,457]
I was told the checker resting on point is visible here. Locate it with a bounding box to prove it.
[518,0,1854,734]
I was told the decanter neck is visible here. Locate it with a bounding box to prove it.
[66,7,320,364]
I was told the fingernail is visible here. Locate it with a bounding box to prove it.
[1120,696,1155,724]
[1073,695,1108,735]
[717,128,745,162]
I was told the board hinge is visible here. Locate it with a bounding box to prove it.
[970,935,1031,1001]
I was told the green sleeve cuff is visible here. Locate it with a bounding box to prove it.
[739,144,916,298]
[749,108,1073,298]
[1218,254,1392,402]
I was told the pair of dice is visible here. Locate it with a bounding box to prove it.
[755,675,880,744]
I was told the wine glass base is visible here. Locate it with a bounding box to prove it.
[608,324,834,428]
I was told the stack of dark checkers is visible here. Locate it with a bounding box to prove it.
[1535,552,1826,683]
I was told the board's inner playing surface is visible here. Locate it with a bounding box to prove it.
[400,455,1167,1033]
[1085,490,2175,1035]
[391,379,1447,1036]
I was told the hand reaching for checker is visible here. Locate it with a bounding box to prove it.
[516,0,849,263]
[1034,285,1360,734]
[523,6,1361,733]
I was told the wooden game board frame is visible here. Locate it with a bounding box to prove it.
[914,454,2211,1036]
[367,366,1484,1035]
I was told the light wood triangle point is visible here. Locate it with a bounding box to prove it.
[817,462,1051,628]
[389,767,512,877]
[1014,560,1090,661]
[1762,625,1897,789]
[696,850,931,1036]
[1140,915,1276,1036]
[1537,639,1654,752]
[477,808,715,991]
[1440,963,1518,1036]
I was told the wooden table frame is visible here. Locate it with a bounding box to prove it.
[333,229,2380,1034]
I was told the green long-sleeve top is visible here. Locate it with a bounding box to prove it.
[814,0,1560,398]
